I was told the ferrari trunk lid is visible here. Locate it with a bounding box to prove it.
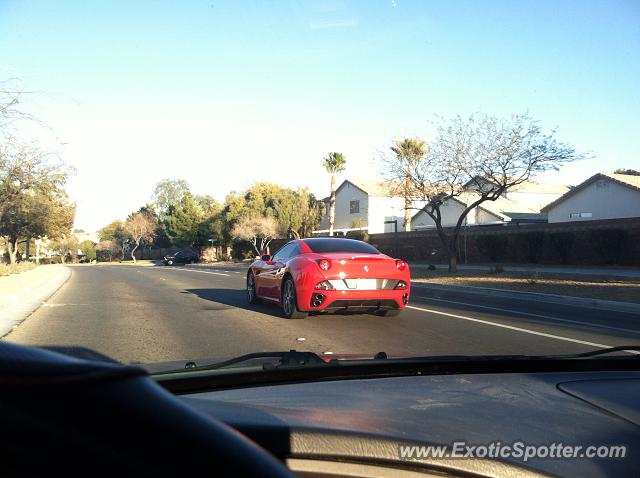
[319,253,400,278]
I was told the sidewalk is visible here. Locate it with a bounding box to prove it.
[0,265,71,337]
[411,263,640,279]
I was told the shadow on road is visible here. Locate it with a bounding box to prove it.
[184,287,381,320]
[185,288,289,319]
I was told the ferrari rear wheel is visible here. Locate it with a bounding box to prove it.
[281,277,307,319]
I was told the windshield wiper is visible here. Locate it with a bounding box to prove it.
[153,346,640,378]
[403,346,640,364]
[157,350,392,375]
[168,350,333,374]
[542,345,640,359]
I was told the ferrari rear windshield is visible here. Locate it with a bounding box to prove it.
[303,238,380,254]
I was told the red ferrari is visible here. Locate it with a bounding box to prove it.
[247,237,410,319]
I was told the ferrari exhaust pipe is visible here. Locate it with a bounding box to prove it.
[311,293,325,307]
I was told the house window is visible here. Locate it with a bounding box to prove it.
[569,212,592,218]
[350,200,360,214]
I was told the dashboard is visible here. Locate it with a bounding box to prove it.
[181,371,640,477]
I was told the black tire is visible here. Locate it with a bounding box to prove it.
[376,309,402,317]
[281,276,307,319]
[246,272,259,305]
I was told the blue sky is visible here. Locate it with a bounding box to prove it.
[1,0,639,231]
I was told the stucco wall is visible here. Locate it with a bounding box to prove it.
[368,196,406,233]
[548,179,640,223]
[412,200,486,229]
[322,182,369,231]
[476,208,503,224]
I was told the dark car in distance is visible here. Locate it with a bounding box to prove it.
[163,249,199,266]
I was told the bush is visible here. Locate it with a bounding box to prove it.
[513,232,545,263]
[547,232,575,265]
[475,234,508,262]
[399,245,417,261]
[346,229,369,242]
[231,242,256,260]
[588,229,629,265]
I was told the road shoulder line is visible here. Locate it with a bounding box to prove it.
[411,281,640,314]
[407,304,640,354]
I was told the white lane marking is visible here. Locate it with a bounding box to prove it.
[406,305,640,353]
[415,296,640,335]
[155,267,230,276]
[42,303,88,307]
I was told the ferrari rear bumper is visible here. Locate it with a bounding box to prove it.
[307,289,409,312]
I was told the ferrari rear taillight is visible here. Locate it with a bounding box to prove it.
[314,280,335,290]
[318,259,331,271]
[395,259,407,271]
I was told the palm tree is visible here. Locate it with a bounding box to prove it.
[391,138,427,231]
[322,152,346,236]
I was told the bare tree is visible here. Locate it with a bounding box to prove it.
[124,212,157,263]
[382,114,582,272]
[322,152,346,236]
[0,78,39,141]
[232,216,279,256]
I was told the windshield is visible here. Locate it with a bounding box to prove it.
[303,238,380,254]
[1,1,639,373]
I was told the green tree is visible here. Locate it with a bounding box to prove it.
[164,192,204,246]
[390,138,427,231]
[220,183,322,242]
[0,191,75,264]
[79,240,97,261]
[322,152,346,236]
[194,194,220,216]
[152,178,190,218]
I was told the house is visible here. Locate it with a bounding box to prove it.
[542,173,640,223]
[411,180,569,229]
[317,178,570,234]
[316,180,409,234]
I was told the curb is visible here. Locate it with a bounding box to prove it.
[410,281,640,315]
[0,266,72,338]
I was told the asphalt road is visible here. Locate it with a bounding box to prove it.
[5,264,640,367]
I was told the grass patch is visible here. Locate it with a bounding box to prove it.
[0,262,36,276]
